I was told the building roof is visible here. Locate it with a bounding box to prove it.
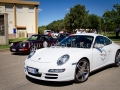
[0,0,40,6]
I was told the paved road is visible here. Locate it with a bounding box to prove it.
[0,51,120,90]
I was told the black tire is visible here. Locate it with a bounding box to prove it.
[114,50,120,67]
[74,59,90,83]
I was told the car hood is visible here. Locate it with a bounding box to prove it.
[30,47,84,63]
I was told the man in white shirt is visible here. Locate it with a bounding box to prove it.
[81,29,86,33]
[76,28,82,34]
[93,29,97,34]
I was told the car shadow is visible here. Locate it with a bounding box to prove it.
[26,75,74,87]
[11,52,29,56]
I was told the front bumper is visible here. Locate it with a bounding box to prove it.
[24,59,76,81]
[10,47,30,53]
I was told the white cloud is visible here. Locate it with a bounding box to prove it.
[38,8,42,12]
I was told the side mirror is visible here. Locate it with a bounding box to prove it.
[94,43,104,48]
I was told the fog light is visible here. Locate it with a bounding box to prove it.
[48,69,65,73]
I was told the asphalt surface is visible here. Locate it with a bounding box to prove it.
[0,50,120,90]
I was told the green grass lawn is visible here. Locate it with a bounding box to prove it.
[0,38,28,50]
[0,45,10,50]
[100,31,120,42]
[9,38,28,43]
[108,36,120,42]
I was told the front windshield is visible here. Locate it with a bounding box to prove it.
[28,35,41,41]
[28,35,53,41]
[45,36,53,40]
[57,35,94,48]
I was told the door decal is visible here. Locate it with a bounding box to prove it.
[96,48,107,60]
[101,49,107,60]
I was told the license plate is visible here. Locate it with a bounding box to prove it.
[27,67,36,74]
[19,49,22,51]
[12,48,16,51]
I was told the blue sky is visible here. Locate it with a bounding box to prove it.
[33,0,120,26]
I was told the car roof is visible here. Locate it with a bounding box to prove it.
[71,33,103,37]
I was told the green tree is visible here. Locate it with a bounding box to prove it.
[64,13,72,31]
[102,4,120,32]
[38,26,46,34]
[88,14,101,29]
[103,10,113,32]
[46,19,64,32]
[81,12,90,29]
[64,4,89,32]
[113,4,120,26]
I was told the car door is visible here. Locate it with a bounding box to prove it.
[102,36,112,65]
[92,36,110,70]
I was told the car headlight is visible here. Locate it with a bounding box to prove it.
[57,54,70,65]
[10,43,13,46]
[27,50,36,59]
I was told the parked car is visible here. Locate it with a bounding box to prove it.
[57,33,70,42]
[24,33,120,83]
[51,32,59,37]
[10,34,57,53]
[44,30,51,35]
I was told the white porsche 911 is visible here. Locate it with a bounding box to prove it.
[24,33,120,83]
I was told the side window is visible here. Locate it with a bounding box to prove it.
[28,6,34,13]
[16,5,22,12]
[45,36,51,40]
[104,37,112,45]
[41,36,46,41]
[31,36,38,40]
[94,36,105,45]
[5,4,13,12]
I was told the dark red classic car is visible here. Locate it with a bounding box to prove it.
[10,34,57,53]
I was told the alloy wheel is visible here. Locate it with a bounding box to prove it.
[75,59,90,83]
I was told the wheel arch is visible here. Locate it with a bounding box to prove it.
[80,57,90,66]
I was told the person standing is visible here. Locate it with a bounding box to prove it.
[96,27,98,34]
[81,29,86,33]
[76,28,82,34]
[116,26,119,38]
[93,28,98,34]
